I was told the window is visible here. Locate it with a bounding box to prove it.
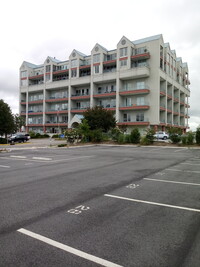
[71,69,77,78]
[123,113,131,122]
[136,113,144,121]
[93,54,100,63]
[136,81,145,89]
[120,59,127,67]
[94,65,100,74]
[46,65,51,72]
[71,59,77,68]
[125,97,131,107]
[46,74,50,82]
[21,79,27,86]
[135,47,146,55]
[21,70,27,78]
[136,97,145,106]
[120,47,127,57]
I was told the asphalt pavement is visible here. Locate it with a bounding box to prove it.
[0,144,200,266]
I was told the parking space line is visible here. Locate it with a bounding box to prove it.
[166,169,200,174]
[32,157,52,161]
[17,228,123,267]
[10,155,27,159]
[0,165,10,168]
[104,194,200,213]
[181,163,200,166]
[143,178,200,186]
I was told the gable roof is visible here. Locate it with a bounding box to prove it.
[133,34,162,45]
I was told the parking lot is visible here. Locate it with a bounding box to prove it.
[0,145,200,266]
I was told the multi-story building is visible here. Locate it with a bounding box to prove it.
[19,34,190,134]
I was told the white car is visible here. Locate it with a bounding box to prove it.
[154,131,169,140]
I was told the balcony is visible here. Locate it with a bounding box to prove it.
[71,94,90,100]
[118,118,149,126]
[174,97,179,103]
[160,90,166,96]
[28,111,43,115]
[29,74,44,80]
[93,91,116,98]
[119,103,149,111]
[120,66,150,79]
[28,100,43,104]
[71,107,88,113]
[98,104,116,111]
[45,109,68,115]
[45,122,68,127]
[46,96,68,103]
[120,85,150,96]
[131,51,150,61]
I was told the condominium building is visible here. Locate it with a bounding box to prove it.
[19,34,190,134]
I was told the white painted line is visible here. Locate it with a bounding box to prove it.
[144,178,200,186]
[17,228,123,267]
[32,157,52,161]
[174,148,187,153]
[181,163,200,166]
[10,155,26,159]
[104,194,200,213]
[166,168,200,174]
[0,165,10,168]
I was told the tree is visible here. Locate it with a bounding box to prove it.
[130,128,141,144]
[0,99,15,137]
[196,127,200,145]
[83,106,116,132]
[168,127,182,144]
[14,114,25,132]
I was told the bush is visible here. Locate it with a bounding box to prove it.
[124,134,131,143]
[187,131,194,145]
[52,134,59,138]
[58,144,66,147]
[0,137,7,144]
[90,129,103,142]
[130,128,140,144]
[140,136,150,145]
[170,134,181,144]
[111,128,122,141]
[117,134,125,144]
[196,127,200,145]
[145,128,155,144]
[181,135,187,145]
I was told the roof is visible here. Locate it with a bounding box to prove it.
[132,34,162,45]
[23,61,39,69]
[74,49,87,57]
[96,43,108,52]
[49,56,61,63]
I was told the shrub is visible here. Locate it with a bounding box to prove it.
[130,128,140,144]
[58,144,66,147]
[90,129,103,142]
[186,131,194,145]
[52,134,59,138]
[111,127,122,141]
[196,127,200,145]
[0,137,7,144]
[117,133,125,144]
[140,136,150,145]
[170,134,181,144]
[124,134,131,143]
[145,128,155,144]
[181,135,187,145]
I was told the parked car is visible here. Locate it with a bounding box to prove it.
[24,134,31,140]
[154,131,169,140]
[8,134,28,144]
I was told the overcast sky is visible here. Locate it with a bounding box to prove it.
[0,0,199,130]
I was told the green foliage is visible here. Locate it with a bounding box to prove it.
[111,127,122,141]
[130,128,141,144]
[181,135,187,145]
[196,127,200,145]
[77,119,90,142]
[186,131,194,145]
[14,114,25,132]
[140,136,151,145]
[0,99,15,137]
[145,128,155,144]
[117,133,125,144]
[83,106,116,132]
[0,137,7,144]
[57,144,66,147]
[124,134,131,143]
[168,127,182,144]
[65,129,79,144]
[90,129,103,142]
[29,131,49,138]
